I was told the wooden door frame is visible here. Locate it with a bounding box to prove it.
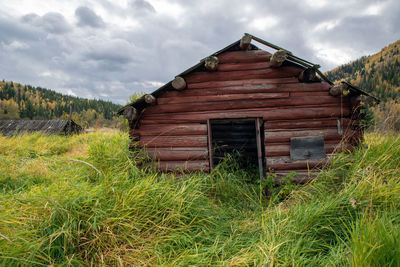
[207,118,265,182]
[255,118,265,183]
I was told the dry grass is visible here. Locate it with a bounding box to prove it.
[1,131,400,266]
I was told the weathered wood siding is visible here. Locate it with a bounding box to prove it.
[130,49,360,174]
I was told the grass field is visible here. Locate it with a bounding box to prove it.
[1,131,400,266]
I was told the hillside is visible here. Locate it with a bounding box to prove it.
[0,81,122,126]
[326,40,400,101]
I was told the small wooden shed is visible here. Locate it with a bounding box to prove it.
[0,119,83,136]
[118,34,378,182]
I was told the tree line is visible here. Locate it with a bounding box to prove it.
[0,81,122,127]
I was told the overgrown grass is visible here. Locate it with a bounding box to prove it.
[0,131,400,266]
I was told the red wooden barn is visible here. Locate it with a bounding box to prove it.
[118,33,378,183]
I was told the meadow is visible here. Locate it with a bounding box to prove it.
[1,131,400,266]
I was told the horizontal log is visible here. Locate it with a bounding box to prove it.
[264,128,347,143]
[266,156,329,170]
[140,119,202,125]
[267,118,353,130]
[142,106,351,123]
[265,143,340,157]
[217,50,271,64]
[157,92,289,105]
[146,96,345,114]
[143,147,208,161]
[265,138,349,148]
[139,135,207,148]
[132,124,207,136]
[290,91,329,97]
[185,67,302,84]
[153,160,209,172]
[217,61,271,72]
[188,77,300,89]
[163,82,331,98]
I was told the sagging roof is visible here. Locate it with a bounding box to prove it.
[119,33,378,114]
[0,119,83,136]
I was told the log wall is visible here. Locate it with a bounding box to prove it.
[129,49,360,174]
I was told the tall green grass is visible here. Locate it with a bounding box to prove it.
[0,132,400,266]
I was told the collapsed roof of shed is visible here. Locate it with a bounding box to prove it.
[119,33,378,114]
[0,119,83,136]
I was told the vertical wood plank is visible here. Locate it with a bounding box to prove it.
[256,118,264,183]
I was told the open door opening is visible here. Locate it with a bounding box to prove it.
[208,118,265,180]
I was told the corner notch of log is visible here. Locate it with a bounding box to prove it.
[144,94,156,104]
[329,83,349,96]
[270,49,288,68]
[204,56,219,71]
[123,106,137,120]
[298,67,319,82]
[172,76,186,90]
[239,34,252,50]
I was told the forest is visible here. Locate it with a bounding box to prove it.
[326,40,400,102]
[0,81,122,127]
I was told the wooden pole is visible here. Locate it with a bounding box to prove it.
[204,56,219,71]
[270,50,288,68]
[172,76,186,90]
[239,34,252,50]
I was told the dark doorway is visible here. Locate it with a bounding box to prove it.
[208,118,265,180]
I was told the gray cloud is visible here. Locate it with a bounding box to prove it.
[21,12,71,34]
[75,6,105,28]
[130,0,156,15]
[0,0,399,104]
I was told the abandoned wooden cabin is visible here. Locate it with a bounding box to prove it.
[0,119,83,136]
[118,33,378,182]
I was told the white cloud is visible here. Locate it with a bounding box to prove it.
[314,20,340,31]
[250,17,279,31]
[2,41,29,51]
[364,2,386,16]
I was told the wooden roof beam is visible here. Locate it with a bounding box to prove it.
[172,76,187,90]
[270,50,288,68]
[204,56,219,71]
[144,94,156,104]
[239,34,252,50]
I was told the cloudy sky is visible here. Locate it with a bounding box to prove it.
[1,0,399,104]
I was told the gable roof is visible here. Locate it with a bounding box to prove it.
[0,119,83,136]
[118,33,378,114]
